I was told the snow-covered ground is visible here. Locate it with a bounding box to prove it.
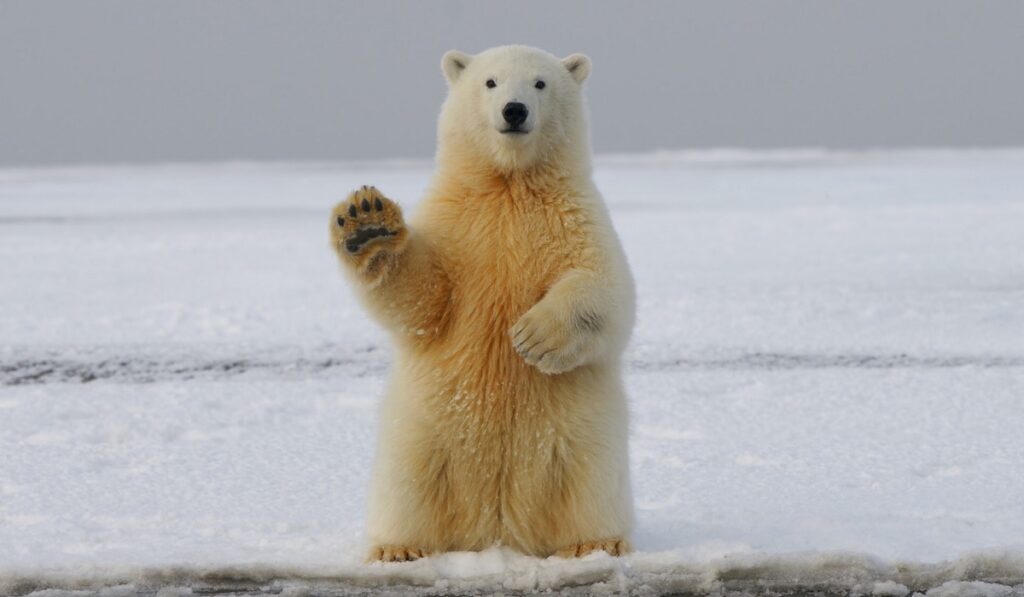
[1,150,1023,596]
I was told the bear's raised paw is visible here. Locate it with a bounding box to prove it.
[330,186,406,258]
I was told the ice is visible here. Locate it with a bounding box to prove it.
[2,150,1024,594]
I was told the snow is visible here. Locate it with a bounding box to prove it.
[926,581,1018,597]
[2,150,1024,595]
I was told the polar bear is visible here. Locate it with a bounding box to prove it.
[329,45,635,561]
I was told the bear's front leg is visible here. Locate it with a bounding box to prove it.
[330,186,453,342]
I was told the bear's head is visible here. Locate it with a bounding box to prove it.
[438,45,591,174]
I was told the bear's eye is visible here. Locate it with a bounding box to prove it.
[486,79,496,89]
[535,80,546,90]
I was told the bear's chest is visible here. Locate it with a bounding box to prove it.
[423,193,587,363]
[446,199,579,309]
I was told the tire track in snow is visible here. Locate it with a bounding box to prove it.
[0,345,387,385]
[632,352,1024,372]
[2,349,1022,385]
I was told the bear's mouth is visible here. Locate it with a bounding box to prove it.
[500,127,530,135]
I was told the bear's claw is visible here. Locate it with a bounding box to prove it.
[555,538,629,558]
[368,544,427,562]
[510,303,585,374]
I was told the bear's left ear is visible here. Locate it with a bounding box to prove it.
[442,50,473,85]
[561,53,591,84]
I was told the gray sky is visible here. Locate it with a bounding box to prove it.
[2,0,1023,166]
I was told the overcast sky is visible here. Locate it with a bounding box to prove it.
[2,0,1023,166]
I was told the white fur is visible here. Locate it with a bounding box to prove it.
[354,45,635,558]
[439,46,593,173]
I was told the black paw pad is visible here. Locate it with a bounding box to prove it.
[336,216,345,227]
[361,198,371,212]
[345,226,396,254]
[348,204,357,218]
[374,198,384,211]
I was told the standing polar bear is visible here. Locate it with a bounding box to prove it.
[330,45,635,561]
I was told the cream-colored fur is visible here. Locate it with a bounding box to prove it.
[329,45,635,561]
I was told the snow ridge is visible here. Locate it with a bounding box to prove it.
[3,548,1024,596]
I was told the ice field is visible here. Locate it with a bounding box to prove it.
[1,150,1023,595]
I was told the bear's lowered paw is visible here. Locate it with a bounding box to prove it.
[330,186,406,258]
[368,544,428,563]
[510,303,586,375]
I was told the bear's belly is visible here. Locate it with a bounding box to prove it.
[411,305,597,551]
[393,239,604,551]
[433,283,554,396]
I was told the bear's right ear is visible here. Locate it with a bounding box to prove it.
[442,50,472,85]
[561,53,591,84]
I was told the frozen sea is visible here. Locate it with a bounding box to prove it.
[1,150,1023,596]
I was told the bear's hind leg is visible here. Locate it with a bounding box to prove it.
[366,410,452,561]
[504,376,633,558]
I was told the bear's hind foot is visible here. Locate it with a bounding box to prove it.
[368,544,428,563]
[555,537,630,558]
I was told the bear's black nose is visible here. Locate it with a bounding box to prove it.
[502,102,528,127]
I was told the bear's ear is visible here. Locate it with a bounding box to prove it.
[561,53,591,84]
[441,50,473,85]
